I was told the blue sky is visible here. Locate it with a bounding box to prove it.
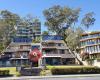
[0,0,99,32]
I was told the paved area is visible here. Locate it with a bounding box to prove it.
[0,74,100,80]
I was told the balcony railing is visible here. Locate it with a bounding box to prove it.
[13,37,32,43]
[42,53,74,58]
[42,44,56,48]
[12,55,28,58]
[18,48,30,51]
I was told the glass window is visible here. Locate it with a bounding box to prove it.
[60,50,65,54]
[58,43,61,46]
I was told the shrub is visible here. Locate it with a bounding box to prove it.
[40,70,46,76]
[0,70,10,76]
[16,72,21,77]
[51,67,100,75]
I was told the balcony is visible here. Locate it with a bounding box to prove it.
[0,54,12,59]
[13,37,32,43]
[11,54,28,59]
[42,53,74,58]
[18,48,30,51]
[42,43,56,49]
[4,49,17,52]
[42,35,63,40]
[42,46,57,49]
[80,34,100,41]
[42,44,67,49]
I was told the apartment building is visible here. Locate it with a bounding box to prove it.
[80,31,100,66]
[42,35,75,65]
[0,22,41,67]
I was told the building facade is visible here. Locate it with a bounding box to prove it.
[0,21,41,67]
[0,22,76,66]
[42,35,75,65]
[80,31,100,66]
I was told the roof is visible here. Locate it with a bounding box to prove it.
[80,31,100,36]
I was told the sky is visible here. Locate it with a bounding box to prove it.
[0,0,99,32]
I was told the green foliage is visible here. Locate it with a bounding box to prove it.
[43,5,80,34]
[0,43,4,53]
[40,70,46,76]
[15,72,21,77]
[43,5,95,51]
[0,70,10,76]
[42,31,49,35]
[65,27,84,50]
[0,67,17,76]
[51,67,100,75]
[32,37,41,43]
[0,10,20,26]
[0,10,21,50]
[81,12,95,29]
[0,10,40,52]
[40,70,51,76]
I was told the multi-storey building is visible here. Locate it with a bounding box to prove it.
[80,31,100,66]
[0,21,41,67]
[42,35,75,65]
[0,22,76,66]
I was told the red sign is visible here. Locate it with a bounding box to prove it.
[29,48,42,62]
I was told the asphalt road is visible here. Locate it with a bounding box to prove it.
[1,76,100,80]
[27,77,100,80]
[1,74,100,80]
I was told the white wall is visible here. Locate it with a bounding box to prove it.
[93,60,100,67]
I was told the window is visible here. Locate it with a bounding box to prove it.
[45,50,51,53]
[60,50,65,54]
[58,43,64,47]
[48,43,55,46]
[58,43,61,46]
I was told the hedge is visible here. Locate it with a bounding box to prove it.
[0,70,10,76]
[51,67,100,75]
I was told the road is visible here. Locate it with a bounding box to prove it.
[0,74,100,80]
[1,76,100,80]
[28,77,100,80]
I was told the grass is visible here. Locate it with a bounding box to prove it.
[0,67,18,76]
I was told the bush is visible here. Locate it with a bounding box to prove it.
[16,72,21,77]
[0,70,10,76]
[51,67,100,75]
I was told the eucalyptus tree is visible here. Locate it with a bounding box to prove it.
[0,10,21,49]
[42,31,49,35]
[43,5,95,51]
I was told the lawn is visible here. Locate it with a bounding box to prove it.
[0,67,18,76]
